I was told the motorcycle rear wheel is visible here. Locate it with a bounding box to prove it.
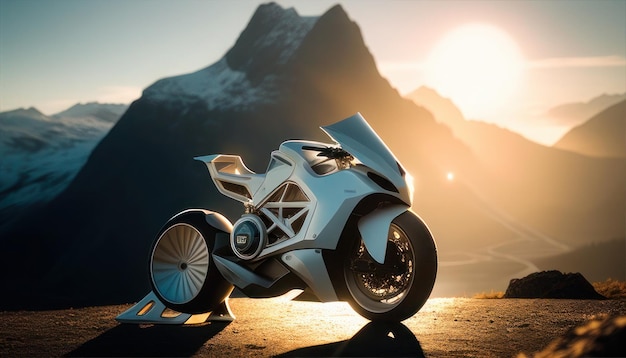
[343,211,437,321]
[149,210,233,314]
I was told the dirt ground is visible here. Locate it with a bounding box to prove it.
[1,296,625,357]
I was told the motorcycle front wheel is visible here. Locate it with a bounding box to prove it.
[343,211,437,321]
[149,210,234,314]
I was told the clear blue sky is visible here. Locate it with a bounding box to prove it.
[1,0,624,135]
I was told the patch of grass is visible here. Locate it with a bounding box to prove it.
[473,290,505,299]
[592,278,626,299]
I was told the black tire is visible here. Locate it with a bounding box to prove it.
[343,211,437,321]
[149,210,233,314]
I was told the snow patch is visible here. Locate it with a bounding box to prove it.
[0,104,125,222]
[144,58,282,110]
[143,6,317,111]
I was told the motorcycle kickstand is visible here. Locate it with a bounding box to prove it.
[116,291,235,325]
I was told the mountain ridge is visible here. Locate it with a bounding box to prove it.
[553,100,626,158]
[407,86,625,245]
[546,92,626,126]
[143,2,316,112]
[0,102,127,236]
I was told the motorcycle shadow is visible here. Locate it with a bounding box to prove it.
[64,321,230,357]
[277,321,425,357]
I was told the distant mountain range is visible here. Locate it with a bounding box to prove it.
[0,3,623,309]
[545,93,626,127]
[408,87,625,285]
[0,103,127,234]
[408,87,624,241]
[553,99,626,158]
[409,86,625,158]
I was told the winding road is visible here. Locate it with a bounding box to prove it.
[435,179,572,295]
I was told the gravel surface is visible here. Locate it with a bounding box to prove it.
[1,297,625,357]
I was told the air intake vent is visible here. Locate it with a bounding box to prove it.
[367,172,399,193]
[218,180,252,199]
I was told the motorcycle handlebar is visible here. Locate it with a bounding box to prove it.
[301,145,353,159]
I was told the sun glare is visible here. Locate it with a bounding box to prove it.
[424,23,525,120]
[446,172,455,181]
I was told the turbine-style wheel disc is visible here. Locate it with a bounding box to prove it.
[151,223,210,304]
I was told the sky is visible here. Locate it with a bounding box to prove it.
[1,0,625,144]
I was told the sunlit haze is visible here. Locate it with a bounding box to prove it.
[1,0,625,144]
[424,23,525,121]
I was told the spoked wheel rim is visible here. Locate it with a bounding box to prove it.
[151,223,210,305]
[344,223,415,313]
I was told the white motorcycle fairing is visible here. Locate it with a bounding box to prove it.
[196,114,412,265]
[320,115,413,206]
[117,113,437,324]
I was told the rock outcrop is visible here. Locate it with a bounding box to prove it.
[504,270,605,299]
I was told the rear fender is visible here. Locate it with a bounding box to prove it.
[357,204,408,264]
[203,210,233,234]
[169,209,233,234]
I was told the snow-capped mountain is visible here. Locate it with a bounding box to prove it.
[144,6,316,111]
[54,102,126,124]
[0,103,127,233]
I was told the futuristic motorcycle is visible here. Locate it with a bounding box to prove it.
[117,113,437,324]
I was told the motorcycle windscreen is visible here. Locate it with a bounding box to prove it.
[321,113,405,186]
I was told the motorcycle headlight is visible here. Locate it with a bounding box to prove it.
[405,171,415,205]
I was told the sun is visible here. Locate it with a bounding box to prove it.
[424,23,525,120]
